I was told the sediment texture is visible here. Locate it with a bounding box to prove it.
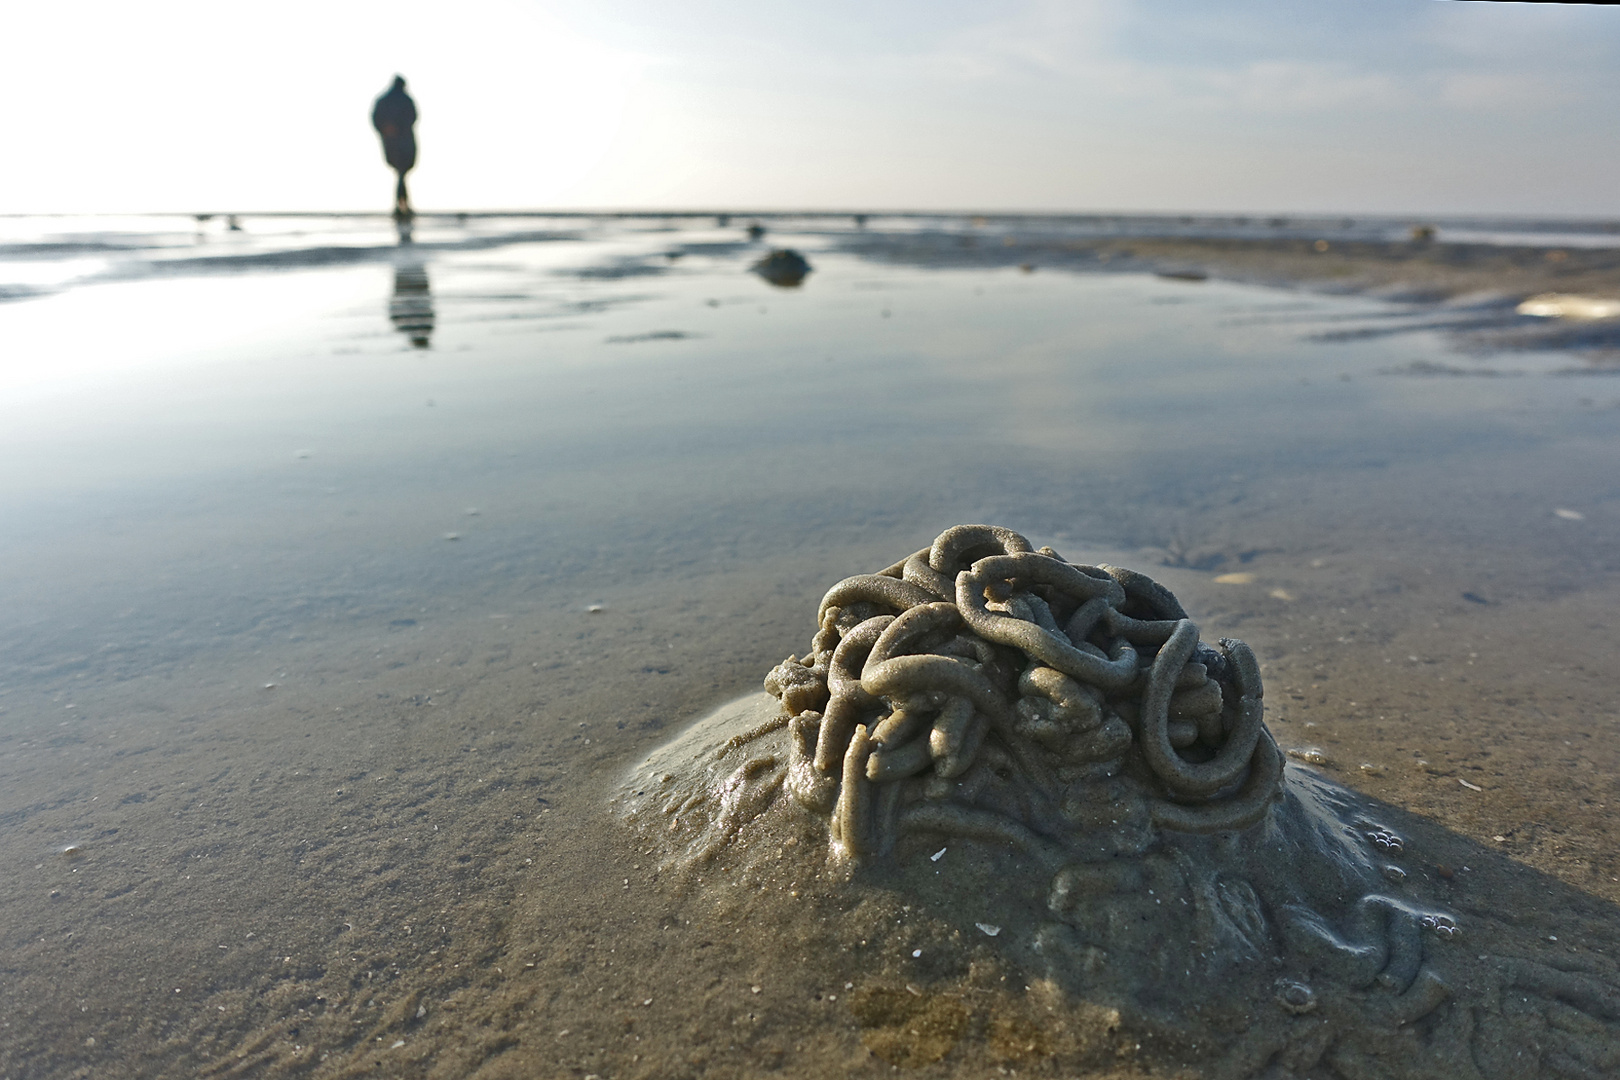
[616,526,1620,1079]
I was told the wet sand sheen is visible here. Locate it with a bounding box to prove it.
[0,218,1617,1078]
[8,515,1616,1079]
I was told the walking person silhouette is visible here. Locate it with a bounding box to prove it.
[372,76,418,219]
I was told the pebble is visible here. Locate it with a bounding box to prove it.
[976,923,1002,937]
[1286,747,1329,766]
[930,848,947,862]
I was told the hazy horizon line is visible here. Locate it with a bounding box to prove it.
[6,207,1620,226]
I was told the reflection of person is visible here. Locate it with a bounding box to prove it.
[371,76,418,218]
[390,259,434,348]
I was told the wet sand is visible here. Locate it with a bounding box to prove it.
[836,227,1620,301]
[1,216,1618,1078]
[832,223,1620,363]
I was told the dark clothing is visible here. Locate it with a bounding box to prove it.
[372,81,418,175]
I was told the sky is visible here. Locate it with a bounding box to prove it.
[4,0,1619,216]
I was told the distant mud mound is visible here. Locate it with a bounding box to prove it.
[752,248,812,287]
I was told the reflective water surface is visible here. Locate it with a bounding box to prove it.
[2,215,1617,1078]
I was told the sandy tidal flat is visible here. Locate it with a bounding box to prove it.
[0,214,1618,1078]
